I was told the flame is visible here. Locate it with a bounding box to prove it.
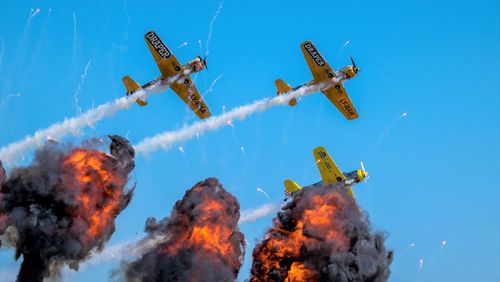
[160,186,242,269]
[63,149,126,238]
[251,187,352,281]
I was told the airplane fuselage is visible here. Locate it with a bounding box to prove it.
[313,169,367,187]
[138,58,206,91]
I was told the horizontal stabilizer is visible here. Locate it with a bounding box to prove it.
[284,179,302,200]
[275,79,297,106]
[122,76,147,106]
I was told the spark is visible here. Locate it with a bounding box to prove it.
[178,146,185,155]
[175,41,188,50]
[408,243,416,248]
[29,8,41,19]
[441,240,447,248]
[226,119,234,127]
[74,59,92,114]
[240,146,245,155]
[205,1,224,56]
[418,258,424,271]
[202,74,223,98]
[336,40,350,59]
[0,93,21,111]
[256,187,270,199]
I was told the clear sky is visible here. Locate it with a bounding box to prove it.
[0,0,499,281]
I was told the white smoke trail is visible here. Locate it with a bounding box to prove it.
[239,202,280,224]
[134,82,327,155]
[65,233,170,273]
[205,1,224,56]
[74,59,92,114]
[0,75,182,165]
[256,187,270,199]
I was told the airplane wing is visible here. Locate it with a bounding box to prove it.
[144,31,183,78]
[313,146,346,183]
[300,40,336,83]
[321,84,359,120]
[170,77,211,119]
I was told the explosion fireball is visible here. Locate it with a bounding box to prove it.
[0,135,135,282]
[250,183,392,282]
[123,178,245,282]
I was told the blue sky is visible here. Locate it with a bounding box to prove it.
[0,0,499,281]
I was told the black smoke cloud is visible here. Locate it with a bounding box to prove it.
[122,178,245,282]
[250,183,393,282]
[0,135,135,282]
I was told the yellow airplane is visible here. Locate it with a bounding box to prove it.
[275,40,360,120]
[284,146,368,201]
[122,31,211,119]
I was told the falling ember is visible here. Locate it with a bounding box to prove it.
[123,178,245,282]
[178,146,186,155]
[0,135,135,282]
[250,183,392,282]
[418,258,424,271]
[441,240,447,248]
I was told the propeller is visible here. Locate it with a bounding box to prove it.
[360,160,369,182]
[350,57,359,74]
[198,55,209,71]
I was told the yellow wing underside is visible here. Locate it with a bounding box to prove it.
[322,86,358,120]
[313,146,345,183]
[144,31,211,119]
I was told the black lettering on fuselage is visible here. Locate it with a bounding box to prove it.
[145,32,171,59]
[304,42,326,67]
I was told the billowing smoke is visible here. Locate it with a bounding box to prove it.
[0,135,135,282]
[122,178,245,282]
[250,183,393,282]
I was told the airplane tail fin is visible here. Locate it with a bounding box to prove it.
[122,76,147,106]
[275,79,297,106]
[284,179,302,200]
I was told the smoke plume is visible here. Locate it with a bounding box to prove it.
[122,178,245,282]
[0,135,135,281]
[250,183,392,282]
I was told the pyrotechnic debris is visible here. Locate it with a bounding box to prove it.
[0,136,135,281]
[121,178,245,282]
[74,59,92,114]
[250,183,392,281]
[256,187,270,199]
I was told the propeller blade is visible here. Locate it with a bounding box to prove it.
[350,57,356,68]
[360,160,365,172]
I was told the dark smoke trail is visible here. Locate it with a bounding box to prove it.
[122,178,245,282]
[0,135,135,281]
[250,183,393,282]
